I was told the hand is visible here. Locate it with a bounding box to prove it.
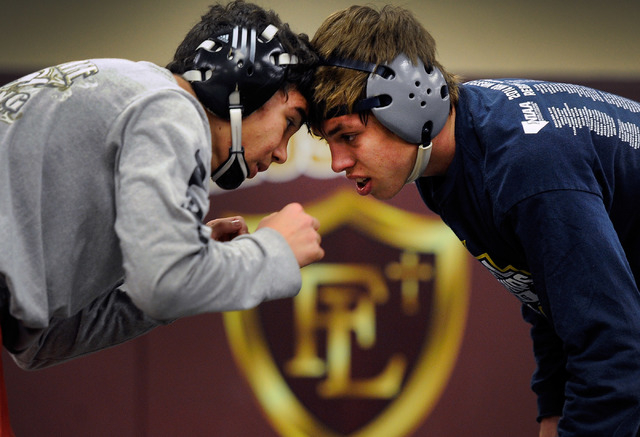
[539,416,560,437]
[206,216,248,242]
[257,202,324,267]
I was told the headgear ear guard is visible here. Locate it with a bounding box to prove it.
[324,53,450,183]
[182,25,299,189]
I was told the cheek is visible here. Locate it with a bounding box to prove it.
[372,147,403,170]
[243,130,280,160]
[376,144,416,178]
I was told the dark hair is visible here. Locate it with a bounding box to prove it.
[167,0,318,107]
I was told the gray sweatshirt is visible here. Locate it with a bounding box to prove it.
[0,59,301,369]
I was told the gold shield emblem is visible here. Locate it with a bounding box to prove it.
[223,188,469,436]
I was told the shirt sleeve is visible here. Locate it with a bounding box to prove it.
[112,90,301,321]
[505,189,640,435]
[520,303,567,421]
[9,282,170,370]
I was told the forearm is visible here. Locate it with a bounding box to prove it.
[123,228,301,321]
[521,305,567,421]
[511,191,640,434]
[539,416,559,437]
[10,284,168,370]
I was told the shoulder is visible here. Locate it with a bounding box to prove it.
[457,80,604,215]
[85,59,205,123]
[88,59,180,93]
[458,78,601,166]
[459,79,552,135]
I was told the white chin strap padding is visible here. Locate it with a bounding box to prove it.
[229,90,243,155]
[405,142,432,184]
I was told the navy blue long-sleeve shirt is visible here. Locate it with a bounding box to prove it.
[418,79,640,436]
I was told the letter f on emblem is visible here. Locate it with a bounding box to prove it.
[286,264,407,399]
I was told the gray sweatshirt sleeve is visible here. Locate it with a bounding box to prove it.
[9,283,170,370]
[113,90,302,321]
[10,224,300,370]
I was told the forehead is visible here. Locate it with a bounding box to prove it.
[322,113,365,137]
[256,88,308,122]
[283,88,308,113]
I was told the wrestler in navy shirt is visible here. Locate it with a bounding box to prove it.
[418,79,640,435]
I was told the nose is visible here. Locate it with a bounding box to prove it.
[328,143,354,173]
[272,139,288,164]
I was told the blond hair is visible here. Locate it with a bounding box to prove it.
[310,4,460,132]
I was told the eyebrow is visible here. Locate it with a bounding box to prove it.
[326,122,345,138]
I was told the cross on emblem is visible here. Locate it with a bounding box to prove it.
[385,251,433,315]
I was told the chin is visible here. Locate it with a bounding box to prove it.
[371,191,394,201]
[374,186,404,200]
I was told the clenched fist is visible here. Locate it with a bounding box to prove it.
[257,202,324,267]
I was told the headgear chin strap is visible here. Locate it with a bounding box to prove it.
[209,90,248,190]
[406,143,432,183]
[324,53,449,183]
[182,24,298,189]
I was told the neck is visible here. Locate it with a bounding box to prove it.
[173,74,226,170]
[173,74,196,98]
[423,106,456,177]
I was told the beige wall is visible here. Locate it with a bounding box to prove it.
[1,0,639,79]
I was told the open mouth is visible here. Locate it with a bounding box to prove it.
[356,178,370,189]
[355,177,372,195]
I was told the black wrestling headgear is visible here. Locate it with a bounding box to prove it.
[183,25,298,189]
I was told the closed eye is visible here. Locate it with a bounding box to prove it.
[290,107,307,131]
[342,133,357,143]
[287,118,295,129]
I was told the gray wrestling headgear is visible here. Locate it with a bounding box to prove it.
[325,53,450,183]
[183,25,298,189]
